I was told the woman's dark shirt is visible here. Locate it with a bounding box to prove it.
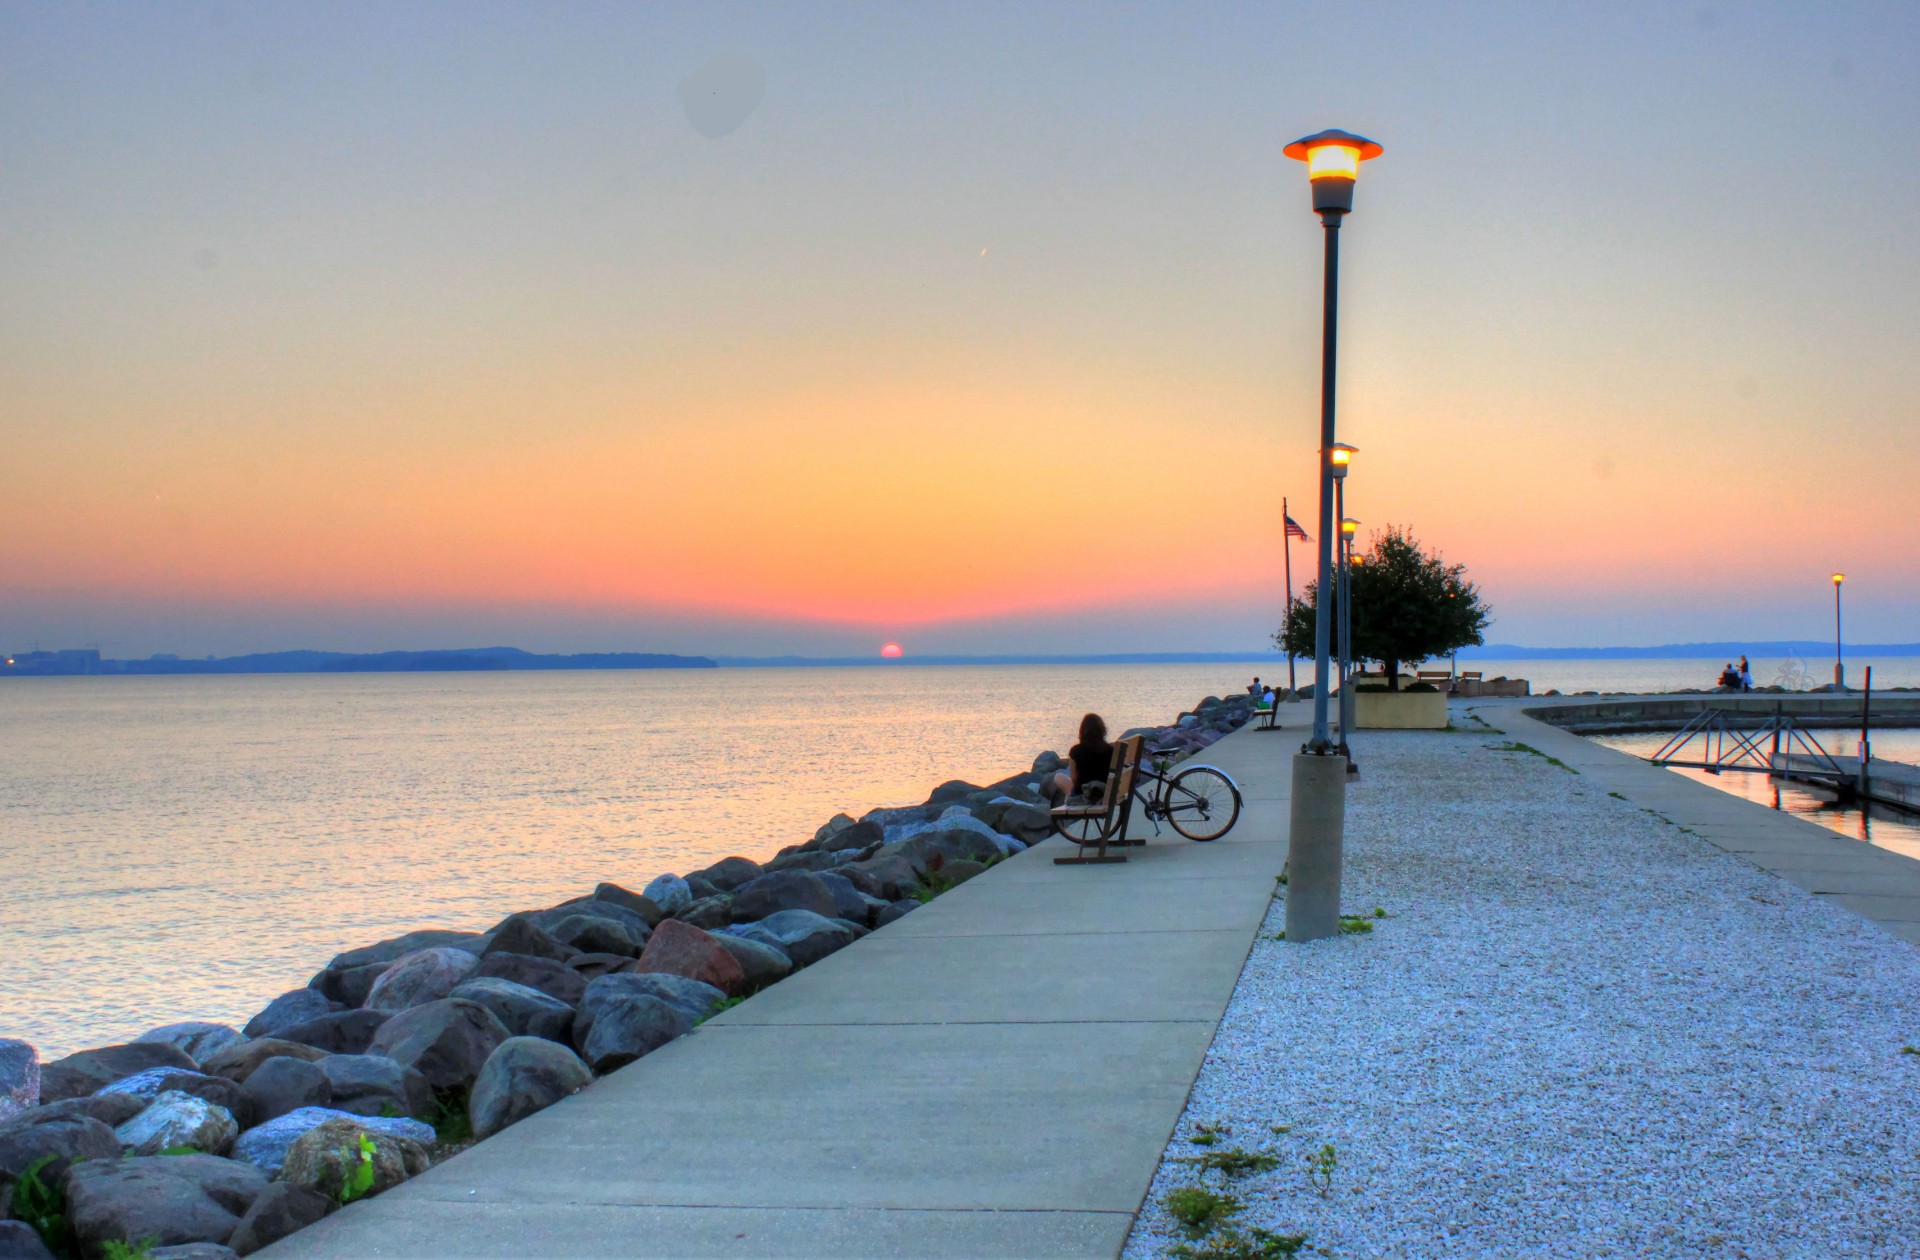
[1070,739,1114,789]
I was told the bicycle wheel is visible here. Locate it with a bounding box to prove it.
[1054,813,1104,845]
[1165,766,1240,841]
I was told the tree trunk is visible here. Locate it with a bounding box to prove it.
[1384,658,1401,691]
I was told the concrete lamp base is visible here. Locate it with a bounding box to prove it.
[1285,751,1348,942]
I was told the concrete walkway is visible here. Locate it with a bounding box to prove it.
[264,717,1303,1258]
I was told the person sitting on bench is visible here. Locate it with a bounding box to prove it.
[1045,713,1114,807]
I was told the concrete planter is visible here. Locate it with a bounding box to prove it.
[1353,689,1449,730]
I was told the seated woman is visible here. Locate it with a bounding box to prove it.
[1046,713,1115,807]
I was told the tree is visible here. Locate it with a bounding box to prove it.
[1274,525,1490,690]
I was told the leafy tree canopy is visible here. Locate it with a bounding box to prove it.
[1274,525,1491,690]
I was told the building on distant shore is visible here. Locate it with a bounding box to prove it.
[3,649,103,675]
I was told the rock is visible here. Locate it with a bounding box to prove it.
[0,1220,54,1260]
[470,952,586,1007]
[312,1055,432,1121]
[814,872,880,926]
[64,1153,268,1257]
[238,1057,330,1125]
[468,1038,591,1139]
[641,875,693,915]
[575,974,724,1047]
[820,819,884,852]
[575,996,692,1075]
[368,1000,509,1092]
[478,915,574,963]
[730,870,840,923]
[545,915,641,958]
[134,1025,249,1069]
[589,883,665,926]
[683,873,722,902]
[731,909,860,968]
[278,1118,429,1203]
[98,1067,217,1102]
[691,856,761,892]
[875,899,919,927]
[37,1043,196,1104]
[225,1182,334,1257]
[26,1093,146,1129]
[813,813,856,844]
[532,898,654,944]
[364,947,480,1013]
[0,1112,121,1185]
[565,952,636,981]
[148,1244,240,1260]
[925,778,983,805]
[765,849,851,875]
[306,962,386,1009]
[0,1042,36,1123]
[837,851,924,901]
[274,1010,388,1055]
[710,933,792,989]
[975,796,1053,840]
[448,978,575,1043]
[324,930,484,973]
[244,987,337,1039]
[675,894,734,930]
[200,1040,327,1086]
[633,920,748,995]
[891,817,1019,858]
[1032,750,1064,775]
[230,1108,434,1176]
[942,859,989,887]
[117,1090,240,1157]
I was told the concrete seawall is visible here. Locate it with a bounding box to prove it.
[1524,692,1920,734]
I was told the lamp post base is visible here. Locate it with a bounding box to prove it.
[1835,664,1847,689]
[1285,752,1347,942]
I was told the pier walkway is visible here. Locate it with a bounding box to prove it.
[264,716,1302,1258]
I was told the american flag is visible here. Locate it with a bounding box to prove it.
[1284,514,1309,541]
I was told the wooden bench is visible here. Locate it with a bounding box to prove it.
[1416,670,1453,690]
[1051,735,1145,865]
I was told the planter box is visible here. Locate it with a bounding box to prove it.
[1353,689,1450,730]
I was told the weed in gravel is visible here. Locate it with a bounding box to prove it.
[1608,791,1627,800]
[1187,1123,1229,1146]
[1337,915,1374,935]
[1305,1143,1338,1195]
[1163,1185,1243,1239]
[1902,1045,1920,1056]
[1488,741,1579,773]
[1179,1147,1284,1178]
[1168,1227,1311,1259]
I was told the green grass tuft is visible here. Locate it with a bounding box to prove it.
[1489,740,1579,773]
[1163,1185,1242,1239]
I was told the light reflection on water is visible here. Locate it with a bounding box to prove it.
[1,665,1251,1056]
[1592,729,1920,861]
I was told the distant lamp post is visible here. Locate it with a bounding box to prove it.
[1282,128,1382,945]
[1832,573,1846,689]
[1338,515,1361,774]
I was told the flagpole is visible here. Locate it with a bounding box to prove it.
[1284,496,1297,695]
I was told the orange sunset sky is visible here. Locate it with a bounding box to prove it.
[3,3,1916,657]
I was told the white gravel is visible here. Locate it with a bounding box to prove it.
[1122,731,1920,1259]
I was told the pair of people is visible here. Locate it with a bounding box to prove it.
[1717,656,1753,691]
[1044,713,1113,808]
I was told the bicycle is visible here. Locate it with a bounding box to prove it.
[1054,746,1243,844]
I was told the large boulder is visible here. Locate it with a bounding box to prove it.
[324,930,483,973]
[691,857,762,892]
[273,1010,387,1055]
[925,779,984,806]
[238,1058,330,1125]
[640,875,693,916]
[675,895,734,930]
[25,1093,146,1129]
[468,1038,592,1139]
[897,820,1016,861]
[816,819,883,853]
[94,1071,252,1129]
[367,1000,510,1092]
[834,851,923,902]
[200,1040,327,1086]
[683,873,722,902]
[633,921,747,995]
[479,915,573,963]
[312,1055,432,1121]
[875,899,920,928]
[37,1043,196,1104]
[590,883,665,926]
[579,973,725,1029]
[470,953,586,1007]
[565,953,635,982]
[0,1112,122,1187]
[0,1220,53,1259]
[0,1041,36,1123]
[545,915,641,958]
[711,933,792,989]
[730,870,839,923]
[306,962,386,1009]
[364,947,479,1013]
[731,910,861,968]
[229,1108,434,1176]
[63,1153,269,1257]
[225,1182,334,1257]
[277,1118,429,1203]
[134,1024,248,1069]
[116,1091,240,1157]
[531,898,654,943]
[574,996,691,1075]
[814,872,882,926]
[240,991,330,1037]
[448,978,575,1043]
[974,796,1053,841]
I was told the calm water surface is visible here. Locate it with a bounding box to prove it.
[1,664,1249,1055]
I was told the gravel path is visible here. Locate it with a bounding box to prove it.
[1122,732,1920,1259]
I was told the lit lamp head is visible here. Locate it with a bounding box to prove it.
[1329,442,1358,479]
[1833,572,1846,585]
[1284,128,1383,216]
[1341,517,1360,541]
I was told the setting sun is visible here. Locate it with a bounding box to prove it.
[880,642,904,658]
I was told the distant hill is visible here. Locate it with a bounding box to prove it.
[3,646,715,677]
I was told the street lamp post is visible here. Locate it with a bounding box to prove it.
[1338,514,1360,774]
[1833,573,1846,689]
[1281,128,1381,944]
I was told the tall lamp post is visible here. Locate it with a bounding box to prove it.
[1282,127,1382,944]
[1832,573,1846,689]
[1338,514,1360,773]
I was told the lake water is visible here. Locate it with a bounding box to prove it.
[8,657,1919,1058]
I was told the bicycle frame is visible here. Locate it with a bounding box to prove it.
[1135,758,1242,836]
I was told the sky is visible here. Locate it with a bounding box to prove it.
[3,1,1917,658]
